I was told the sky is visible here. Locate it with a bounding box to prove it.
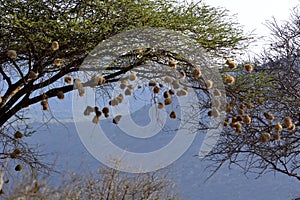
[203,0,300,55]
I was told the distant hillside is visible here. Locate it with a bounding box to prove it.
[25,120,300,200]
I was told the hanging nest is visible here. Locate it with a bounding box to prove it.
[128,73,137,82]
[113,115,122,124]
[121,79,128,85]
[98,76,106,85]
[14,131,23,139]
[273,133,281,141]
[179,70,186,79]
[28,71,38,80]
[243,114,252,124]
[127,84,134,90]
[257,97,264,105]
[149,80,157,87]
[95,110,102,117]
[57,91,65,100]
[259,132,271,143]
[225,105,233,113]
[15,164,22,172]
[212,99,221,108]
[102,107,109,114]
[54,58,63,67]
[205,80,213,89]
[211,107,220,118]
[13,148,21,155]
[244,64,253,73]
[169,89,175,95]
[64,76,72,84]
[40,100,49,111]
[117,94,124,103]
[283,117,293,129]
[157,102,164,109]
[164,98,172,105]
[169,111,177,119]
[84,106,94,116]
[238,109,245,116]
[125,88,132,96]
[74,79,83,89]
[192,67,202,78]
[92,115,100,124]
[153,86,160,94]
[235,122,242,134]
[120,83,127,89]
[7,50,17,59]
[78,88,85,97]
[264,112,274,121]
[51,41,59,51]
[163,91,171,99]
[247,102,254,109]
[223,118,229,126]
[224,75,235,84]
[110,98,119,106]
[287,123,296,131]
[168,60,177,68]
[226,59,236,69]
[213,89,222,97]
[274,122,283,131]
[176,89,188,97]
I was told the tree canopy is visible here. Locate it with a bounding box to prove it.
[0,0,248,125]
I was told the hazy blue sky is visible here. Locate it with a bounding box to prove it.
[204,0,299,54]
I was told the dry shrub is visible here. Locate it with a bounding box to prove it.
[4,167,181,200]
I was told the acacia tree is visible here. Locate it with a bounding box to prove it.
[205,7,300,180]
[0,0,250,192]
[0,0,248,126]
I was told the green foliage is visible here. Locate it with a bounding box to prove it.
[0,0,249,60]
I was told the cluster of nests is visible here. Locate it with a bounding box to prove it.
[226,59,254,73]
[83,65,203,123]
[257,116,296,143]
[204,60,254,120]
[8,131,24,172]
[51,41,64,67]
[148,70,201,119]
[149,66,204,120]
[7,49,39,81]
[90,59,245,122]
[40,75,106,111]
[83,105,122,125]
[224,98,297,143]
[222,60,296,143]
[223,60,254,85]
[6,41,63,83]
